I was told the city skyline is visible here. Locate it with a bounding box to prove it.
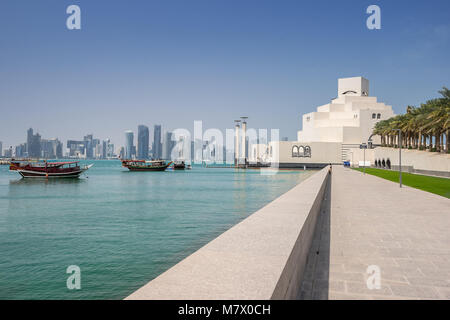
[1,124,226,160]
[1,1,449,148]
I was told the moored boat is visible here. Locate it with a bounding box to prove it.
[121,159,172,171]
[173,161,186,170]
[9,160,93,178]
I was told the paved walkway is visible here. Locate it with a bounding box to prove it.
[299,165,450,300]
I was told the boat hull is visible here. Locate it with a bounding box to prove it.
[17,169,84,178]
[9,161,93,179]
[126,164,170,171]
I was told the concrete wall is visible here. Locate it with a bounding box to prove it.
[126,167,330,300]
[338,76,369,97]
[373,147,450,177]
[344,147,375,166]
[342,147,450,177]
[268,141,342,166]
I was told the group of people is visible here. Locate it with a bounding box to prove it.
[374,159,391,169]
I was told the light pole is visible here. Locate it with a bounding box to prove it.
[360,143,367,174]
[393,129,402,188]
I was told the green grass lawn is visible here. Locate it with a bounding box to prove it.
[353,168,450,199]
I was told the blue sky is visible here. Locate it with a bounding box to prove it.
[0,0,449,148]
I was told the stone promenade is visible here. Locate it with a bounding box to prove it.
[299,165,450,299]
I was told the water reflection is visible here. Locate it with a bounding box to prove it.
[9,177,87,186]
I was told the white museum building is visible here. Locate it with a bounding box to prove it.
[250,76,396,167]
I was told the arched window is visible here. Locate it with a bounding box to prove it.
[372,113,376,119]
[377,113,381,119]
[298,146,305,157]
[304,146,311,157]
[292,146,299,157]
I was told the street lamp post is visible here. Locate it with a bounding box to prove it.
[393,129,402,188]
[360,143,367,174]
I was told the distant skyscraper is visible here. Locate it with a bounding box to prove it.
[67,140,86,158]
[41,139,53,158]
[55,140,63,158]
[137,125,149,159]
[15,144,25,158]
[162,131,175,160]
[38,138,62,159]
[105,139,115,158]
[152,125,162,159]
[124,130,134,159]
[26,128,42,158]
[27,128,33,155]
[84,134,94,159]
[4,147,12,158]
[102,140,107,159]
[0,141,2,157]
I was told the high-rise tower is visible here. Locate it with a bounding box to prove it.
[124,130,134,159]
[137,125,149,159]
[153,125,162,159]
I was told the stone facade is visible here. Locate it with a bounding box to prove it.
[250,77,395,167]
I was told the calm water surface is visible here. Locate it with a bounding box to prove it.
[0,160,315,299]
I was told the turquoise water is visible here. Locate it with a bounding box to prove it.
[0,161,315,299]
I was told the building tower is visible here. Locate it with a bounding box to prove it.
[124,130,134,159]
[240,116,248,163]
[153,125,162,159]
[234,120,241,165]
[137,125,149,159]
[162,131,174,160]
[27,128,33,156]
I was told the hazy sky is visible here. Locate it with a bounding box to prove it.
[0,0,449,148]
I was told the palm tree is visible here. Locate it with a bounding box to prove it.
[372,87,450,153]
[373,120,390,146]
[438,87,450,152]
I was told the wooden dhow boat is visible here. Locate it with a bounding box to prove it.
[9,160,93,178]
[121,159,172,171]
